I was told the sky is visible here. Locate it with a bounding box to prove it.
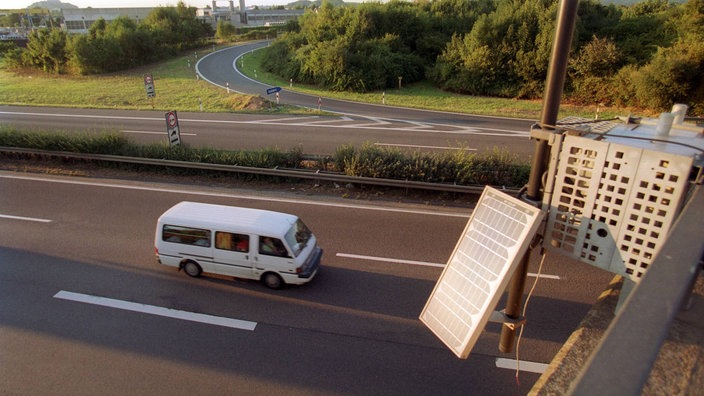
[5,0,300,9]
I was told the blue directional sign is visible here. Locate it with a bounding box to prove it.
[266,86,282,95]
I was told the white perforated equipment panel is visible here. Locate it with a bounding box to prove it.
[545,134,693,281]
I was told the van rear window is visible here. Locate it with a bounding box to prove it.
[162,225,211,247]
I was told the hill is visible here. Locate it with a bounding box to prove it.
[26,0,77,9]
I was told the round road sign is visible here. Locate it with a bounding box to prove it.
[167,112,177,128]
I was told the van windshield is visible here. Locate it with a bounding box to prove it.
[284,219,312,257]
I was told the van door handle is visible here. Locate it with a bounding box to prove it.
[245,255,249,260]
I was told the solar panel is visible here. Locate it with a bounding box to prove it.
[420,186,545,359]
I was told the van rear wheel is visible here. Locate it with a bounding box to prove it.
[183,261,202,277]
[262,273,283,289]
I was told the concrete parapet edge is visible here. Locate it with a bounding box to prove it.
[530,273,704,395]
[529,275,621,395]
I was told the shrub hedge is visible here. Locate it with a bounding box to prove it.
[0,126,530,188]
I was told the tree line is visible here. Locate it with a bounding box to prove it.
[2,2,212,74]
[261,0,703,114]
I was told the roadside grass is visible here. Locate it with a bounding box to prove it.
[0,46,286,113]
[0,42,634,119]
[237,46,631,120]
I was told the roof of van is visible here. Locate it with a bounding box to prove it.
[158,201,298,236]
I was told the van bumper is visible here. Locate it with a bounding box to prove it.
[299,247,323,279]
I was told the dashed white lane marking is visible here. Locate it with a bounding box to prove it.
[336,253,445,268]
[374,143,478,151]
[336,253,561,279]
[495,358,549,374]
[0,214,52,223]
[122,130,197,136]
[54,290,257,331]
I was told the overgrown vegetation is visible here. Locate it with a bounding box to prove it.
[0,126,530,188]
[3,2,213,75]
[261,0,704,114]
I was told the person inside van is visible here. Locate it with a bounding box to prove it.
[234,235,249,252]
[260,237,288,257]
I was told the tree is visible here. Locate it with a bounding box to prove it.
[216,19,237,39]
[431,0,556,98]
[569,35,622,79]
[22,28,69,74]
[143,1,212,53]
[631,35,704,111]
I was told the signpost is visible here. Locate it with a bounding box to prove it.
[266,86,282,95]
[165,111,181,146]
[144,74,156,98]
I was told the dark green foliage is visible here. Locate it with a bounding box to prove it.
[630,39,704,110]
[570,0,704,111]
[69,16,159,74]
[259,0,703,114]
[0,41,18,55]
[216,19,237,39]
[142,3,213,50]
[261,0,459,92]
[431,0,557,98]
[8,2,212,75]
[22,28,69,73]
[260,35,304,81]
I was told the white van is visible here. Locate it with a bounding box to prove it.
[155,201,322,289]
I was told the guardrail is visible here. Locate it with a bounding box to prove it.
[1,147,519,196]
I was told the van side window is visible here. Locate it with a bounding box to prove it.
[162,225,211,247]
[259,237,289,257]
[215,232,249,253]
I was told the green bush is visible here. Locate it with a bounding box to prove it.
[0,128,131,153]
[333,142,529,188]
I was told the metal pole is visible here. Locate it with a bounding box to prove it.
[499,0,579,353]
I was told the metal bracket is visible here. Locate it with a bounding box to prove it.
[489,310,526,330]
[529,125,554,141]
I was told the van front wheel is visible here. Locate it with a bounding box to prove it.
[262,273,283,289]
[183,261,202,277]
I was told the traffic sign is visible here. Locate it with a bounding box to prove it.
[144,73,156,98]
[266,86,282,95]
[165,111,181,146]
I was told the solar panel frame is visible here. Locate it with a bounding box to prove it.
[420,186,545,359]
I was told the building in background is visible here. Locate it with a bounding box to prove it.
[61,1,303,35]
[61,7,152,34]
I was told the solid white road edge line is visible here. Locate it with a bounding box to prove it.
[495,358,549,374]
[0,174,468,218]
[336,253,561,279]
[54,290,257,331]
[0,214,52,223]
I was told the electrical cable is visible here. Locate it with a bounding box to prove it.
[514,249,548,386]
